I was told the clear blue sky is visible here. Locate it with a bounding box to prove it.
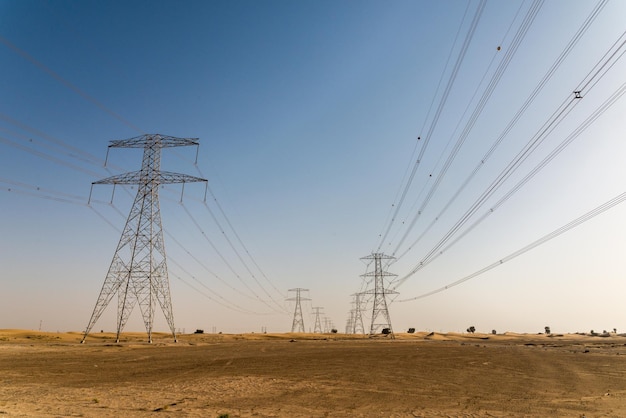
[1,0,625,335]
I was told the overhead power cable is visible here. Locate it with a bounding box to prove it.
[194,165,287,300]
[156,191,282,311]
[0,35,143,133]
[0,125,98,168]
[0,112,104,166]
[168,261,274,315]
[0,134,104,178]
[375,0,475,249]
[397,190,626,302]
[450,79,626,252]
[393,0,609,262]
[394,26,626,287]
[1,177,86,202]
[391,0,544,256]
[402,80,626,277]
[177,201,287,314]
[375,0,487,251]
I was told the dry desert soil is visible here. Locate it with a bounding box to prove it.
[1,330,626,417]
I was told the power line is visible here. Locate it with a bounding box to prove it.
[375,1,475,249]
[0,35,143,133]
[178,201,286,314]
[390,0,544,256]
[375,0,487,252]
[394,25,626,287]
[195,164,287,300]
[392,0,610,262]
[0,111,110,167]
[0,134,103,178]
[397,190,626,302]
[426,81,626,270]
[0,177,87,203]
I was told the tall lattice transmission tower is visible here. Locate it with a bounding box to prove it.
[287,288,310,333]
[345,309,355,334]
[81,134,207,343]
[351,292,365,334]
[361,253,398,338]
[312,306,324,333]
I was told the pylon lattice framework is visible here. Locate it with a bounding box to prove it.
[312,306,324,333]
[81,134,207,343]
[286,288,310,333]
[351,292,365,334]
[361,253,398,338]
[345,309,354,334]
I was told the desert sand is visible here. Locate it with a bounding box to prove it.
[1,329,625,417]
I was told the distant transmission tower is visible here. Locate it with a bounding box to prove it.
[312,306,324,333]
[345,309,355,334]
[81,134,207,343]
[351,292,365,334]
[361,253,398,338]
[287,288,310,332]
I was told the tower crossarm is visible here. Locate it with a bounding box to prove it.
[360,271,397,278]
[108,134,199,148]
[93,171,207,185]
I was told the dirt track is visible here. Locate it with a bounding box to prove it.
[1,331,625,417]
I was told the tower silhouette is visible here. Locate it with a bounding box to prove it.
[351,292,365,334]
[361,253,398,337]
[287,288,310,332]
[312,306,324,333]
[81,134,206,343]
[345,309,355,334]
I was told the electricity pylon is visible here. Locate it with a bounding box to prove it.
[361,253,398,338]
[351,292,365,334]
[287,288,310,332]
[81,134,207,343]
[345,309,355,334]
[312,306,324,333]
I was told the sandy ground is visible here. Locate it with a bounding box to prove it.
[1,330,626,417]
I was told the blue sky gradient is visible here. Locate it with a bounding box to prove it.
[1,0,625,334]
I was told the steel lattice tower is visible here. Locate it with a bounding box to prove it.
[351,292,366,334]
[345,309,355,334]
[81,134,206,343]
[287,288,310,333]
[361,253,398,338]
[312,306,324,333]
